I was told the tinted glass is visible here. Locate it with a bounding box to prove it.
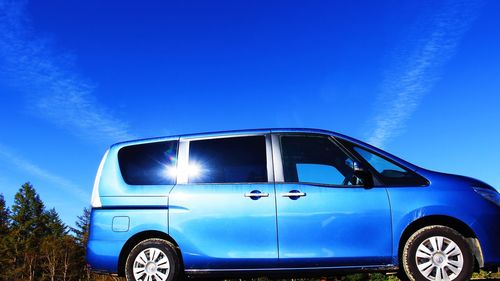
[352,146,428,186]
[280,135,359,185]
[118,141,178,185]
[188,136,267,183]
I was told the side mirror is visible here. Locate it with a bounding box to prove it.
[352,162,374,188]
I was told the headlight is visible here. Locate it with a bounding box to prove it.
[473,187,500,207]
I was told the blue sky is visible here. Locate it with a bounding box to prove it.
[0,0,499,226]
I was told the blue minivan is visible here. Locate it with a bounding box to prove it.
[86,129,499,281]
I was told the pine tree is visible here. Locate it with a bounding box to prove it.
[10,182,47,280]
[72,207,91,249]
[11,182,47,236]
[0,194,9,234]
[45,207,67,237]
[41,207,68,281]
[72,207,92,280]
[0,194,14,281]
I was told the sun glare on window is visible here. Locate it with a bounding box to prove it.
[187,162,202,178]
[163,162,204,180]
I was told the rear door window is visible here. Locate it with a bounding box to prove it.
[188,136,268,184]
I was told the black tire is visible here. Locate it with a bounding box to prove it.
[401,225,473,281]
[125,238,181,281]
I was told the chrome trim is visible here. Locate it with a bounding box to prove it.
[281,192,306,197]
[101,195,169,197]
[244,192,269,198]
[271,134,284,182]
[180,132,269,141]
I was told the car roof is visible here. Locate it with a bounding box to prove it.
[113,128,344,146]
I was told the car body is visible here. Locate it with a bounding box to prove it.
[86,128,500,281]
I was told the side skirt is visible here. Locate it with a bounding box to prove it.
[185,265,399,279]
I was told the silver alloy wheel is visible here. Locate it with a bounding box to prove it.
[415,236,464,281]
[133,247,171,281]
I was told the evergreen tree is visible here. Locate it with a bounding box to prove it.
[0,194,9,234]
[11,182,47,236]
[41,207,69,280]
[0,194,14,281]
[10,182,47,280]
[72,207,93,280]
[45,207,67,237]
[72,207,91,249]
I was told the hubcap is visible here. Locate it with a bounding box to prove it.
[133,247,170,281]
[415,236,464,281]
[433,253,446,265]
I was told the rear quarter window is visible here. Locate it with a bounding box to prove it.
[118,140,178,185]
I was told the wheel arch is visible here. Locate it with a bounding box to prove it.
[117,230,184,277]
[398,215,484,270]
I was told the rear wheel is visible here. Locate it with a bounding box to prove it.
[402,225,473,281]
[125,238,181,281]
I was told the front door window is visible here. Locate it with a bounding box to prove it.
[280,135,361,186]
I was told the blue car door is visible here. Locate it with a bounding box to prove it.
[273,133,392,267]
[169,134,279,270]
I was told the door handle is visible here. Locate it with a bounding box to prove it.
[281,190,306,198]
[244,190,269,199]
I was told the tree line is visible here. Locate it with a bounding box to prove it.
[0,182,118,281]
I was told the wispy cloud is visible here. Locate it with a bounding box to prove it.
[0,0,135,144]
[367,0,483,148]
[0,143,88,203]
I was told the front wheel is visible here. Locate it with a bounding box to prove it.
[125,238,181,281]
[402,225,474,281]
